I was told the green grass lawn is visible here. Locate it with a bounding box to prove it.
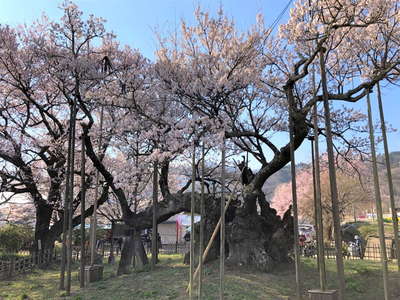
[1,254,400,300]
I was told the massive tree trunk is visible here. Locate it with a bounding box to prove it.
[33,200,54,252]
[226,190,293,271]
[183,195,231,265]
[31,185,110,255]
[182,190,293,272]
[117,230,148,275]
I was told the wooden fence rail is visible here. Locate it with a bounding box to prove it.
[0,249,58,280]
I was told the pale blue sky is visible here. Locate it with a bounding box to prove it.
[0,0,398,164]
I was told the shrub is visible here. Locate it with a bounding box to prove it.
[0,224,34,253]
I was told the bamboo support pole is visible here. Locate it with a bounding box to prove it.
[319,48,345,300]
[376,82,400,271]
[366,91,389,300]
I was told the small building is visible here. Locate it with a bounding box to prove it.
[158,213,200,244]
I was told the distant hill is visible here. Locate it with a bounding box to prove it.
[377,151,400,209]
[377,151,400,167]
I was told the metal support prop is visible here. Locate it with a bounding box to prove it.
[366,91,389,300]
[319,48,345,300]
[377,82,400,271]
[80,135,86,288]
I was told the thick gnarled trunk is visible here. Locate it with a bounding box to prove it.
[117,231,148,275]
[33,201,54,252]
[226,191,293,271]
[183,191,293,272]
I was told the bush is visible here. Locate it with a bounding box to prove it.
[71,227,110,246]
[0,224,34,253]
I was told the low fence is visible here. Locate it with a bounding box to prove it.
[303,242,395,261]
[0,240,188,280]
[159,243,189,254]
[0,249,58,280]
[65,240,189,261]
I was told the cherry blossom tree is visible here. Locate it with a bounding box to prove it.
[0,1,114,250]
[2,0,400,273]
[272,155,372,240]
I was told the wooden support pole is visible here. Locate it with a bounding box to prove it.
[319,48,345,300]
[109,221,115,264]
[220,137,226,300]
[151,162,159,269]
[187,196,234,293]
[80,135,86,288]
[286,83,302,300]
[66,99,77,296]
[189,141,196,299]
[59,105,74,290]
[198,142,205,299]
[366,91,389,300]
[377,82,400,271]
[310,137,319,265]
[312,103,327,290]
[90,105,104,266]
